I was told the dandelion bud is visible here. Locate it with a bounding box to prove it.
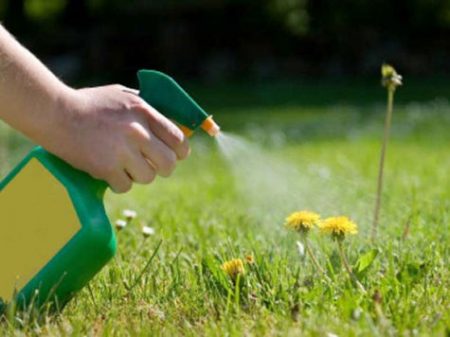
[245,254,255,264]
[381,64,403,90]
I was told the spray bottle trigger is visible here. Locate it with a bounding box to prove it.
[178,124,194,137]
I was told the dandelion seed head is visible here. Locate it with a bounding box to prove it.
[221,259,245,279]
[285,211,320,233]
[319,216,358,239]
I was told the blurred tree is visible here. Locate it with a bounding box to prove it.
[24,0,66,22]
[0,0,448,80]
[266,0,309,36]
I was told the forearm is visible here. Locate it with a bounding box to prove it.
[0,24,74,145]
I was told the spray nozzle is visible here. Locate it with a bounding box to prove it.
[137,70,221,137]
[200,116,221,137]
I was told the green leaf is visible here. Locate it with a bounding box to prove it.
[354,249,379,275]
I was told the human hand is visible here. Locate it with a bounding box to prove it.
[46,84,190,193]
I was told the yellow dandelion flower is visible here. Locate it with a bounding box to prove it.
[221,259,245,279]
[319,216,358,239]
[285,211,320,233]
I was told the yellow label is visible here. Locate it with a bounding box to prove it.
[0,159,81,301]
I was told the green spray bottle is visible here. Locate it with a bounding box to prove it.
[0,70,220,310]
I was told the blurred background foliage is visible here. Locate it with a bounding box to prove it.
[0,0,449,85]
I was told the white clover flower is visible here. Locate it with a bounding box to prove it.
[115,219,127,230]
[142,225,155,238]
[122,209,137,221]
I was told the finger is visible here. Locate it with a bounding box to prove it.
[140,132,177,177]
[122,87,140,96]
[133,102,190,160]
[108,170,133,194]
[125,150,157,184]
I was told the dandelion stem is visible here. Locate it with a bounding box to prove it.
[304,238,326,276]
[337,240,353,275]
[372,87,395,242]
[337,240,366,293]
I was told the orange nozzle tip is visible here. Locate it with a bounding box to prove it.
[179,125,194,137]
[201,116,221,137]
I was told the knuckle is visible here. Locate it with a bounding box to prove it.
[112,83,125,90]
[120,97,142,112]
[120,101,133,112]
[127,122,149,140]
[128,98,150,115]
[124,122,139,138]
[130,99,145,110]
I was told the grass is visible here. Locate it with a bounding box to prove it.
[0,81,449,336]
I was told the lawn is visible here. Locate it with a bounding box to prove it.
[0,80,449,336]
